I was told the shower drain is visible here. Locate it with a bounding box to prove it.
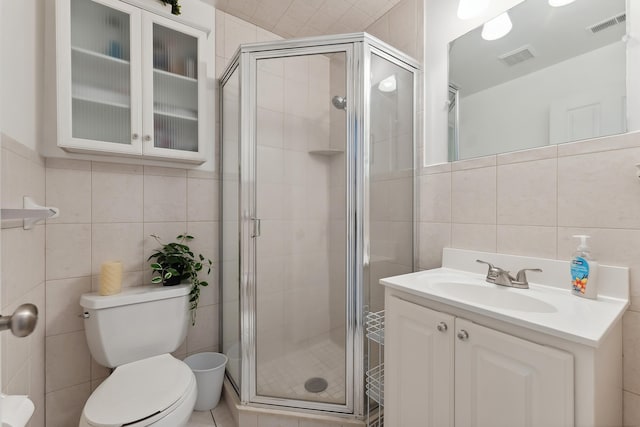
[304,377,328,393]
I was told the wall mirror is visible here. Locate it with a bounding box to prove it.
[448,0,627,161]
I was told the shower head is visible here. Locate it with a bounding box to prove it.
[331,96,347,110]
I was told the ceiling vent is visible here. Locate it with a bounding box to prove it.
[498,45,536,66]
[587,12,626,34]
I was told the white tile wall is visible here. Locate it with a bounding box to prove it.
[41,157,219,425]
[1,134,46,427]
[254,51,335,366]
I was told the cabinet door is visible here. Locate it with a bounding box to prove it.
[56,0,143,155]
[385,295,454,427]
[141,13,206,163]
[455,318,574,427]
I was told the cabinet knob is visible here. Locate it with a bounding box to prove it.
[457,329,469,341]
[436,322,448,332]
[132,133,139,140]
[144,135,152,142]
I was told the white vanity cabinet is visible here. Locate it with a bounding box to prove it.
[385,294,574,427]
[55,0,207,163]
[454,317,573,427]
[385,295,455,427]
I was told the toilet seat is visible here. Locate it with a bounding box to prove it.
[83,354,195,427]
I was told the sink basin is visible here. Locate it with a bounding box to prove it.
[430,282,557,313]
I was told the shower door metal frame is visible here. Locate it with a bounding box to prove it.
[240,37,361,415]
[219,32,421,419]
[219,58,242,395]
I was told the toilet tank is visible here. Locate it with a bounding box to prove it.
[80,284,190,368]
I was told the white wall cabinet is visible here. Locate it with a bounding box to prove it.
[385,294,575,427]
[55,0,207,163]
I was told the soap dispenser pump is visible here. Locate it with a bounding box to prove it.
[570,235,598,299]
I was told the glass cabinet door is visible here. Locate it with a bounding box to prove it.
[142,15,204,162]
[60,0,142,154]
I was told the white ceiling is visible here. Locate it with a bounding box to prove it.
[206,0,404,38]
[449,0,626,96]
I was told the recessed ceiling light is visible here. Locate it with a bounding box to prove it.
[482,12,513,41]
[549,0,577,7]
[457,0,490,20]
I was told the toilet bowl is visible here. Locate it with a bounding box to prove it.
[79,354,196,427]
[78,285,196,427]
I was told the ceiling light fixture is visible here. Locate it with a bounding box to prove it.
[548,0,577,7]
[378,75,397,92]
[457,0,490,20]
[481,12,513,41]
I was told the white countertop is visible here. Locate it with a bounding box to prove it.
[380,249,630,347]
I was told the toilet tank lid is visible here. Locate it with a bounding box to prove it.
[80,284,190,310]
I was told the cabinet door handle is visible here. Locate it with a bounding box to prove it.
[457,329,469,341]
[436,322,448,332]
[144,135,152,142]
[132,133,139,140]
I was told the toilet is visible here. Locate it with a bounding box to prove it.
[78,284,197,427]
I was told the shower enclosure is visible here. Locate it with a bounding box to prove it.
[219,33,419,419]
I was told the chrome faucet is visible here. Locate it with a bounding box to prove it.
[476,260,542,289]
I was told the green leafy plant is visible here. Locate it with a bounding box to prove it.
[160,0,181,15]
[148,234,212,325]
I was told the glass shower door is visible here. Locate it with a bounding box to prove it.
[252,50,349,408]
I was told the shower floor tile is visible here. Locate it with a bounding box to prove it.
[256,339,346,404]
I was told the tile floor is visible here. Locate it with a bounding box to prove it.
[186,400,235,427]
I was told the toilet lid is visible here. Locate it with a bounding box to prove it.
[84,354,194,427]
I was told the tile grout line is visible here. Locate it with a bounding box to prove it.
[211,408,218,427]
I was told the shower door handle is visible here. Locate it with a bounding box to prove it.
[251,218,261,238]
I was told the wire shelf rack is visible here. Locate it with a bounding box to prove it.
[366,308,385,427]
[366,310,385,345]
[366,363,384,406]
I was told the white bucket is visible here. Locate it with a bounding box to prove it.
[184,352,228,411]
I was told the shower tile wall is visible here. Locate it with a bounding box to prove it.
[328,54,347,346]
[255,52,334,366]
[41,159,219,426]
[417,131,640,426]
[1,134,46,427]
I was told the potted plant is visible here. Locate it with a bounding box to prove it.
[148,234,213,325]
[160,0,181,15]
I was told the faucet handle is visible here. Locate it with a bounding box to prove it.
[476,259,500,278]
[476,259,495,269]
[515,268,542,285]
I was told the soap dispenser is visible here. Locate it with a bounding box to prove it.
[570,235,598,299]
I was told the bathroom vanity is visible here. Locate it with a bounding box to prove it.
[382,249,629,427]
